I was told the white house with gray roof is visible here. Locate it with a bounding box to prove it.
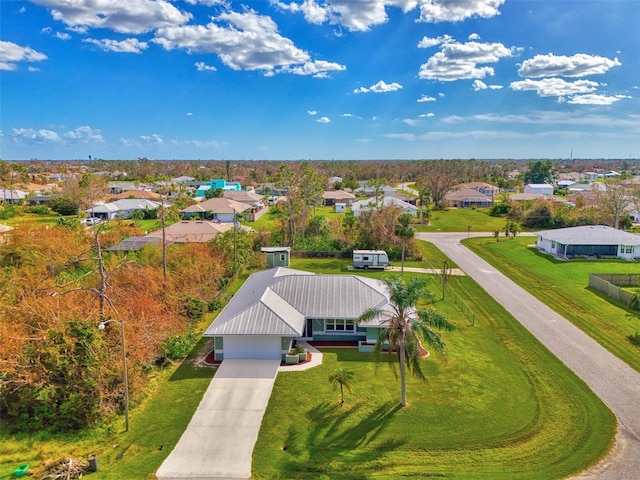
[536,225,640,260]
[204,267,393,360]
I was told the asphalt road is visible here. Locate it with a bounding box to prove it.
[417,232,640,480]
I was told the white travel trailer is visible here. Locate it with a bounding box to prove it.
[353,250,389,269]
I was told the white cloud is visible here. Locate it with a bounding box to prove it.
[417,34,452,48]
[121,134,165,147]
[0,41,47,71]
[354,80,403,93]
[403,118,419,126]
[11,126,103,144]
[518,53,622,78]
[510,78,599,97]
[56,31,72,40]
[195,61,217,71]
[473,79,502,90]
[473,111,640,129]
[275,0,418,32]
[419,40,515,81]
[83,38,148,53]
[28,66,40,72]
[154,9,342,75]
[184,0,228,5]
[32,0,192,34]
[341,113,362,119]
[468,33,480,40]
[443,115,465,123]
[418,0,505,23]
[417,94,436,102]
[316,116,331,123]
[186,112,193,116]
[567,94,631,105]
[63,126,105,143]
[278,59,346,77]
[307,110,317,115]
[419,113,435,117]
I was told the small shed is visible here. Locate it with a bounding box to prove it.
[261,247,291,267]
[334,202,346,213]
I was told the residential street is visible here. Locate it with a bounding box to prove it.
[416,232,640,480]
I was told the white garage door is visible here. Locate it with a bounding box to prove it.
[223,335,282,360]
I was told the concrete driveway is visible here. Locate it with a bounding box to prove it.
[156,359,280,480]
[417,232,640,480]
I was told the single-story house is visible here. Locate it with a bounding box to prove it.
[567,190,599,206]
[524,184,554,196]
[351,196,418,217]
[1,189,28,204]
[261,247,291,267]
[86,199,165,220]
[322,189,356,206]
[106,236,171,252]
[223,190,265,209]
[444,188,493,208]
[536,225,640,260]
[108,181,143,194]
[145,220,251,243]
[454,182,499,197]
[112,190,163,200]
[181,197,251,222]
[204,267,394,360]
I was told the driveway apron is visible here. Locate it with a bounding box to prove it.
[417,232,640,480]
[156,359,280,480]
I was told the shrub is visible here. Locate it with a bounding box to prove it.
[28,205,50,214]
[161,331,197,360]
[178,296,208,322]
[0,206,16,219]
[49,197,79,216]
[489,203,511,217]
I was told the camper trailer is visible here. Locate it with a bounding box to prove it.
[353,250,389,269]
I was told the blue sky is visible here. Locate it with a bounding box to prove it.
[1,0,638,161]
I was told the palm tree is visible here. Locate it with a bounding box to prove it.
[328,368,356,406]
[394,213,415,276]
[358,276,455,407]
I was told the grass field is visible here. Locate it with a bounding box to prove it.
[465,236,640,372]
[416,207,508,233]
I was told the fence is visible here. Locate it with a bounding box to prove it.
[589,273,639,309]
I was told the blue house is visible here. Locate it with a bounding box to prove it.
[196,179,242,197]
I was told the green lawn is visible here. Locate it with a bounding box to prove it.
[1,213,63,226]
[465,236,640,372]
[253,268,614,479]
[416,208,507,233]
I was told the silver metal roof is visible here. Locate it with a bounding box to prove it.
[205,268,390,336]
[537,225,640,246]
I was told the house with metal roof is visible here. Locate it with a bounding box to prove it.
[86,199,166,220]
[536,225,640,260]
[351,196,417,216]
[204,267,394,360]
[145,220,251,243]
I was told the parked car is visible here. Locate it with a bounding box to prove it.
[83,217,102,225]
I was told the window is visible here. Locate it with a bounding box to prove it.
[551,241,556,249]
[280,254,286,261]
[624,246,634,254]
[363,256,369,261]
[325,319,355,333]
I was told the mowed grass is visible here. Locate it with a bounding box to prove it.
[465,236,640,372]
[416,207,507,233]
[254,259,615,479]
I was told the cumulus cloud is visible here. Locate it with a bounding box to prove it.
[510,78,599,97]
[354,80,403,93]
[154,9,343,75]
[83,38,148,53]
[32,0,192,34]
[11,126,103,144]
[278,59,346,78]
[419,40,515,81]
[121,134,165,147]
[417,34,452,48]
[468,33,480,40]
[274,0,417,32]
[473,79,502,90]
[419,113,435,117]
[341,113,362,119]
[195,61,217,71]
[417,94,436,102]
[418,0,505,23]
[0,41,47,71]
[307,110,317,115]
[567,94,631,105]
[518,53,622,78]
[316,116,331,123]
